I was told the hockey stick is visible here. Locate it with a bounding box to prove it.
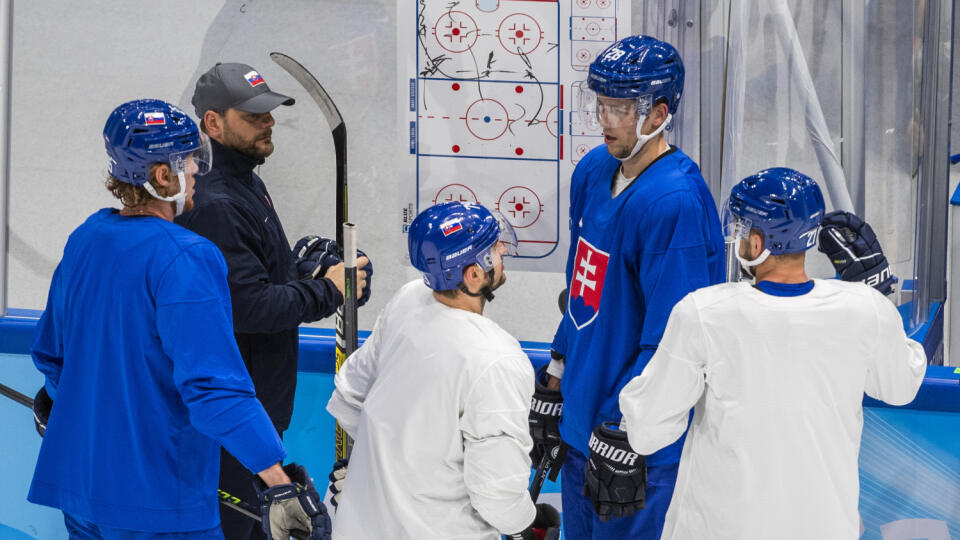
[270,52,358,461]
[0,381,260,521]
[529,442,567,502]
[528,289,570,501]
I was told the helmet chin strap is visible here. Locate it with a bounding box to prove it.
[458,269,497,302]
[142,171,187,217]
[734,237,771,278]
[615,113,672,162]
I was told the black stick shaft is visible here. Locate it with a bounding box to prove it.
[0,381,32,408]
[529,452,552,502]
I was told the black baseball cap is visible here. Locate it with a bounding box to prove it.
[192,62,294,118]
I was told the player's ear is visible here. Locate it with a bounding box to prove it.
[462,263,484,290]
[152,164,172,186]
[750,230,765,258]
[650,101,669,127]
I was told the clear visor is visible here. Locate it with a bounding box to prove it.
[576,83,650,130]
[169,132,213,177]
[720,199,753,241]
[477,211,520,271]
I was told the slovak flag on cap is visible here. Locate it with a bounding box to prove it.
[144,112,165,126]
[441,220,462,236]
[244,70,265,87]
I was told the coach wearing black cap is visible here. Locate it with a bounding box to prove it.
[176,63,370,540]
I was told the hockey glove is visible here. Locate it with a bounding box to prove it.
[293,236,340,281]
[506,503,561,540]
[33,386,52,437]
[292,235,373,306]
[327,459,347,510]
[255,463,332,540]
[528,364,562,466]
[817,211,896,295]
[583,422,646,522]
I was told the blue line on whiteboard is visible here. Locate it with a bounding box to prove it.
[418,153,558,163]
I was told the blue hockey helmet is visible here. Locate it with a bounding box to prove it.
[587,35,685,114]
[408,202,518,292]
[723,167,826,257]
[103,99,212,186]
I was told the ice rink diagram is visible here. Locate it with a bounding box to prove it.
[400,0,629,270]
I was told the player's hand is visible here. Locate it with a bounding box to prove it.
[255,463,332,540]
[817,211,896,295]
[584,422,646,522]
[323,257,369,302]
[355,251,373,307]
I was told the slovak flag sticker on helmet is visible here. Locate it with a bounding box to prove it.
[441,221,463,237]
[568,237,609,330]
[144,112,165,126]
[244,70,265,87]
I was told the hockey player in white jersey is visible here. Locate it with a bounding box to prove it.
[326,201,560,540]
[618,168,926,540]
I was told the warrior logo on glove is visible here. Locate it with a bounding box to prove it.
[583,422,646,522]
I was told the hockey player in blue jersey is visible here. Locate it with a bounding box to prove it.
[28,99,330,540]
[529,36,725,539]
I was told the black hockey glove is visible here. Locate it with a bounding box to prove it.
[817,211,896,295]
[255,463,332,540]
[583,422,646,522]
[528,364,562,466]
[33,386,52,437]
[505,503,561,540]
[327,459,347,510]
[292,235,373,306]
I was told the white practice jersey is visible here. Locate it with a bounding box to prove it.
[619,279,926,540]
[327,280,537,540]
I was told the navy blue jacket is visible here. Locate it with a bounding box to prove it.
[176,139,342,431]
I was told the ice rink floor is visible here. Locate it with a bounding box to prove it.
[0,353,561,539]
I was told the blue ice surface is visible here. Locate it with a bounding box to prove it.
[0,353,561,539]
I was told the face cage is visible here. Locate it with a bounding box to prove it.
[168,132,213,177]
[577,83,652,131]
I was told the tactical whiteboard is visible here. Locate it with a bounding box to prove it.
[398,0,630,271]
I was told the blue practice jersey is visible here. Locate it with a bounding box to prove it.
[553,145,724,464]
[28,209,285,532]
